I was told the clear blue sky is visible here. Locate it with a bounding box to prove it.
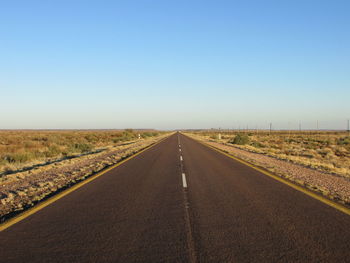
[1,0,349,130]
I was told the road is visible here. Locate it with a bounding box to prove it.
[1,133,349,262]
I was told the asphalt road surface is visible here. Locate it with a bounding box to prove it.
[1,133,349,262]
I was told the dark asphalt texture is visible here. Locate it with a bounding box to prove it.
[1,133,349,262]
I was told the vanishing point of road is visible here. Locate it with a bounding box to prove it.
[1,133,349,262]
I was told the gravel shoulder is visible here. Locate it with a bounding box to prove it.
[185,133,350,206]
[0,134,170,222]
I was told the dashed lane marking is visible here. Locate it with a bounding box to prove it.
[182,173,188,188]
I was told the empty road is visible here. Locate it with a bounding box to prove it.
[1,133,349,262]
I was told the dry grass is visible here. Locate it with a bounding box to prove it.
[190,130,350,178]
[0,129,161,174]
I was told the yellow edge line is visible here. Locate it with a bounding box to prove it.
[187,135,350,216]
[0,136,170,232]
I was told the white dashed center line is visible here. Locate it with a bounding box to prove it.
[182,173,188,188]
[177,135,196,262]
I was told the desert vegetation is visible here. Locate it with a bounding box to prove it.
[0,129,160,175]
[192,130,350,178]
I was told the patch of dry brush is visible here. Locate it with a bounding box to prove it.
[0,129,161,175]
[196,130,350,178]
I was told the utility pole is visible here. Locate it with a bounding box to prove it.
[269,123,272,135]
[299,122,301,132]
[347,119,350,135]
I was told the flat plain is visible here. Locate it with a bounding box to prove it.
[0,129,161,174]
